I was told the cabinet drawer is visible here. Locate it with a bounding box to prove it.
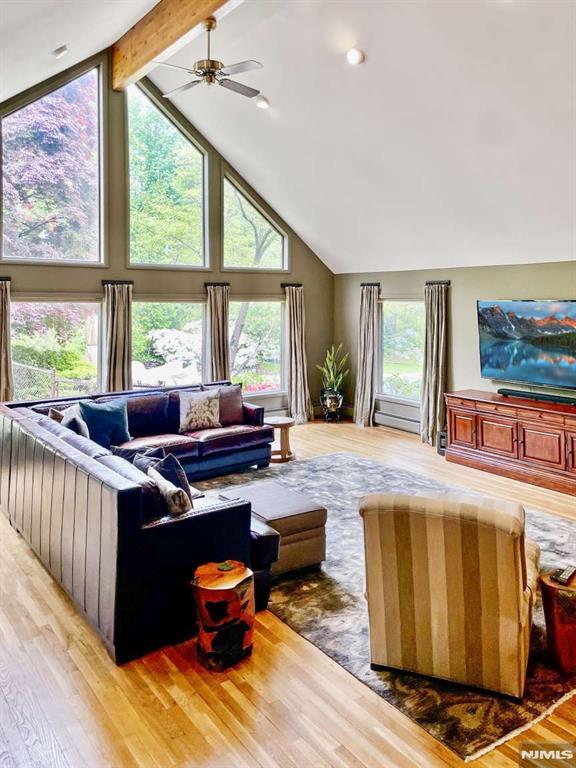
[476,402,517,417]
[518,423,565,470]
[477,415,518,458]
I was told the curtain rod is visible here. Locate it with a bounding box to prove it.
[425,280,451,286]
[205,282,230,287]
[102,279,133,285]
[281,282,302,288]
[361,282,380,287]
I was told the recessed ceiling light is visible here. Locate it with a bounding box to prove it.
[346,48,365,65]
[255,95,270,110]
[52,45,68,59]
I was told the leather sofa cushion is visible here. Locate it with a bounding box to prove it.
[167,387,202,433]
[125,394,170,438]
[117,433,200,458]
[60,431,111,459]
[185,425,274,456]
[220,480,327,537]
[202,383,243,426]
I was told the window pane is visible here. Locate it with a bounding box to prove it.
[223,179,284,269]
[132,302,204,387]
[128,87,204,266]
[11,302,100,399]
[229,301,283,392]
[381,301,425,401]
[2,69,100,262]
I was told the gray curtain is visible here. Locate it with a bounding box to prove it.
[353,284,379,427]
[0,280,14,402]
[207,284,230,381]
[420,282,449,445]
[285,285,314,424]
[104,282,132,392]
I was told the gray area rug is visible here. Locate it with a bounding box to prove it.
[198,453,576,761]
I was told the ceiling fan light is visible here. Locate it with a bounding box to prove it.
[255,95,270,110]
[346,48,365,65]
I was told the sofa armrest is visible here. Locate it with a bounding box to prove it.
[243,402,265,426]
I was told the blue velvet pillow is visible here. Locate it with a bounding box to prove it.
[79,398,131,449]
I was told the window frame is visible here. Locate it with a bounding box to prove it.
[376,296,426,406]
[221,171,289,274]
[0,56,107,268]
[131,297,208,387]
[10,294,105,396]
[228,296,287,395]
[126,81,210,272]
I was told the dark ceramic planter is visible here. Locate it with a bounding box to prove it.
[320,388,344,422]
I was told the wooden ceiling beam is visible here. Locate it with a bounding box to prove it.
[111,0,237,91]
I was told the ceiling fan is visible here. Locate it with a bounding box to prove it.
[154,17,262,100]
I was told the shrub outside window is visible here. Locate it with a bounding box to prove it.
[380,300,425,401]
[2,69,101,263]
[132,302,204,387]
[127,87,205,267]
[11,302,101,399]
[223,178,286,270]
[229,301,283,392]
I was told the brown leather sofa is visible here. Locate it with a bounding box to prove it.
[0,383,280,663]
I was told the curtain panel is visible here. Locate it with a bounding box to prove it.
[104,282,133,392]
[353,284,379,427]
[285,285,314,424]
[420,282,449,445]
[0,280,14,402]
[207,284,230,381]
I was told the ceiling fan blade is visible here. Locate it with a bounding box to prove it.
[163,80,203,98]
[220,59,263,76]
[153,61,198,75]
[219,78,260,98]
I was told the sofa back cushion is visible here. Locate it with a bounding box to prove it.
[125,394,170,438]
[167,386,202,433]
[97,455,163,521]
[203,383,243,426]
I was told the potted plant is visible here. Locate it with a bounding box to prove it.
[316,344,349,422]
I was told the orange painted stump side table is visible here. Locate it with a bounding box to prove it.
[192,560,255,671]
[540,571,576,674]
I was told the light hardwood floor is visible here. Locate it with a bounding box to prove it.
[1,422,574,768]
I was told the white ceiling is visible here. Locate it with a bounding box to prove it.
[0,0,160,102]
[149,0,575,274]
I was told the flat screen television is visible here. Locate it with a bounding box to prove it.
[477,299,576,390]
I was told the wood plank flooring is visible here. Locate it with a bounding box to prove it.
[1,422,574,767]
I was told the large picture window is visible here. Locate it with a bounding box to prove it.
[380,300,425,401]
[127,87,205,267]
[11,302,100,399]
[223,179,286,270]
[1,69,101,263]
[229,301,283,392]
[132,302,204,387]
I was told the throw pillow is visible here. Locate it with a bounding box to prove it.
[133,450,166,474]
[146,453,196,502]
[111,445,165,463]
[79,398,131,450]
[50,404,90,438]
[179,390,220,433]
[147,467,192,516]
[203,384,243,426]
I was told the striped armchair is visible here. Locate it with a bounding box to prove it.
[359,494,540,698]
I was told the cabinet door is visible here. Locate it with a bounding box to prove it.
[518,422,565,470]
[449,409,476,448]
[477,415,518,458]
[564,431,576,474]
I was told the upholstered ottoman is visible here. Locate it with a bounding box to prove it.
[221,480,327,575]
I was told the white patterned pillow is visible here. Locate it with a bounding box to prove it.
[179,390,221,432]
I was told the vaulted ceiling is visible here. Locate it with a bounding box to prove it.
[1,0,574,274]
[149,0,575,274]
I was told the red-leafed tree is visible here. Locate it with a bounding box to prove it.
[2,69,99,262]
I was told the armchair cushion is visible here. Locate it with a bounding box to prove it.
[116,433,200,457]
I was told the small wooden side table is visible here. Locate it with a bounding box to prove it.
[265,416,296,463]
[192,560,255,671]
[540,571,576,674]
